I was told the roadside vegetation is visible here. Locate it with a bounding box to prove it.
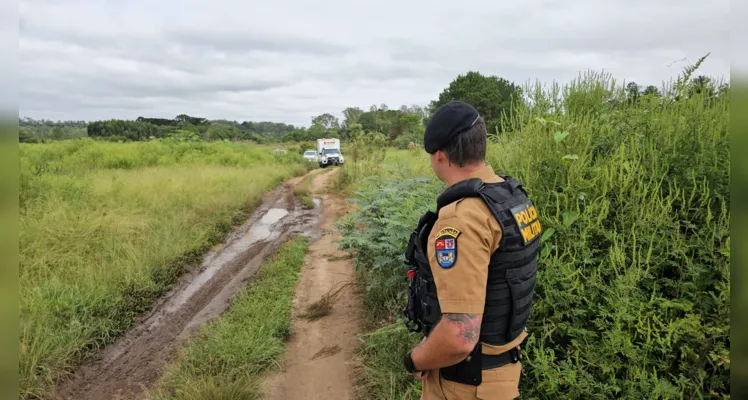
[19,139,312,399]
[18,54,730,400]
[293,173,317,209]
[151,236,309,400]
[336,64,730,399]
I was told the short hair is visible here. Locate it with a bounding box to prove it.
[441,117,487,166]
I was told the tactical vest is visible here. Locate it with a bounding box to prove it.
[403,175,541,385]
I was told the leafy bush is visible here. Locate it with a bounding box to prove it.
[392,133,423,150]
[337,70,730,399]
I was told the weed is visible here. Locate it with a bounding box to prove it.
[293,173,317,209]
[300,282,356,321]
[338,71,730,399]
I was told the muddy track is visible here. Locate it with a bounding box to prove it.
[53,169,331,400]
[262,168,364,400]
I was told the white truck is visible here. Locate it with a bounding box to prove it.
[316,138,344,168]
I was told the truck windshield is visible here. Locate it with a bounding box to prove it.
[322,149,340,155]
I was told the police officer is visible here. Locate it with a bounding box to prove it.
[402,101,542,400]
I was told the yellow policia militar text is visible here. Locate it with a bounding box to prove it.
[510,201,542,244]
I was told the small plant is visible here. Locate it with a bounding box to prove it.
[293,174,316,209]
[299,282,355,321]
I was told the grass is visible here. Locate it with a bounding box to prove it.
[293,172,317,209]
[337,70,730,399]
[19,139,312,399]
[335,148,430,193]
[151,236,310,400]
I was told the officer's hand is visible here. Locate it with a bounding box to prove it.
[412,370,429,381]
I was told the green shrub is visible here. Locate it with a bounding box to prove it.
[338,71,730,399]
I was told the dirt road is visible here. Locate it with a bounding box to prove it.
[53,169,332,400]
[261,168,363,400]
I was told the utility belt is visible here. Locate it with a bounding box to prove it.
[440,343,521,386]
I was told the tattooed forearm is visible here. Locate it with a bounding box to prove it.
[444,313,481,345]
[410,313,483,369]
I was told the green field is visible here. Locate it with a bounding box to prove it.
[336,72,731,399]
[19,139,311,399]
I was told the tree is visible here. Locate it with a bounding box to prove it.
[394,113,421,140]
[311,113,340,131]
[642,85,661,97]
[688,75,716,98]
[308,123,327,139]
[626,82,640,103]
[342,107,364,129]
[430,71,522,133]
[175,114,208,126]
[400,104,428,125]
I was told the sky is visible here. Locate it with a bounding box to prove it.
[18,0,731,128]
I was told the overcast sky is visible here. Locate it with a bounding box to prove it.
[19,0,730,127]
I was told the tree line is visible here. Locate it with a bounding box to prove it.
[19,68,728,145]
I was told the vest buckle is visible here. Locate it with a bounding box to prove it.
[509,346,520,363]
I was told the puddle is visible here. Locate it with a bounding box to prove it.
[250,208,290,239]
[160,208,290,316]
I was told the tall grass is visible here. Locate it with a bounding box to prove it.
[337,71,730,399]
[293,172,318,209]
[19,139,311,399]
[151,236,309,400]
[335,148,431,192]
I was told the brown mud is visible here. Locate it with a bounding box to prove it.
[261,168,363,400]
[53,169,333,400]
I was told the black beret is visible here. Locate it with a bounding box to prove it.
[424,101,480,153]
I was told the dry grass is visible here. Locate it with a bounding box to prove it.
[299,282,356,321]
[311,345,342,360]
[327,253,353,262]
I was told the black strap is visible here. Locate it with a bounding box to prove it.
[436,178,484,211]
[481,347,521,369]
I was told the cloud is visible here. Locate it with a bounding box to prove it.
[19,0,730,126]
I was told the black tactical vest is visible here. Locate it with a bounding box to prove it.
[403,175,541,383]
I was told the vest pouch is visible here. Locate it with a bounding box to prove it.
[404,230,418,266]
[504,266,536,342]
[440,342,482,386]
[417,275,441,336]
[403,271,422,333]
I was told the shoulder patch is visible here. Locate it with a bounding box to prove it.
[435,227,461,268]
[509,200,542,244]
